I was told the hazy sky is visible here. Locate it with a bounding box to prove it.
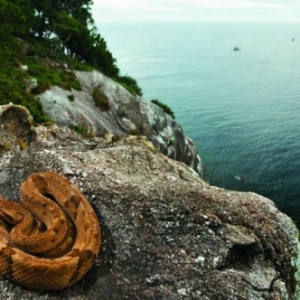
[92,0,300,23]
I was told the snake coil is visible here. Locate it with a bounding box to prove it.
[0,172,101,290]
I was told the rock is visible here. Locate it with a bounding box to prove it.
[0,105,299,299]
[37,70,202,175]
[0,104,36,154]
[19,64,28,71]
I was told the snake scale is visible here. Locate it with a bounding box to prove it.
[0,172,101,290]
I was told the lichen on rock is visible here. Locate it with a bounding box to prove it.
[0,105,298,299]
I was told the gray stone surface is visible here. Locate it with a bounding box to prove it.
[38,70,202,175]
[0,104,299,299]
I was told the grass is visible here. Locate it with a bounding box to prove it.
[25,57,82,94]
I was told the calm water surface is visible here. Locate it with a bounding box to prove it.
[98,22,300,222]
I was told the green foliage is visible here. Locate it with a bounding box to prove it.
[0,0,120,78]
[0,0,143,123]
[0,37,22,67]
[0,36,82,122]
[151,99,175,119]
[73,124,89,137]
[68,94,75,101]
[0,73,50,123]
[88,30,120,77]
[92,88,110,111]
[65,57,93,72]
[129,129,140,136]
[25,58,82,93]
[116,75,143,96]
[0,0,33,39]
[0,38,49,123]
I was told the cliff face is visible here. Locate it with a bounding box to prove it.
[37,70,202,175]
[0,104,299,300]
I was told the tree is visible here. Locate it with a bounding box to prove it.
[29,0,94,39]
[0,0,32,39]
[0,0,142,92]
[26,0,120,77]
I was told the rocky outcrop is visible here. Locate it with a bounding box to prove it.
[37,70,202,175]
[0,104,299,300]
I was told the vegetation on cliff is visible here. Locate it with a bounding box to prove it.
[0,0,143,121]
[151,99,175,119]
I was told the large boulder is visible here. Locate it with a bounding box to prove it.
[0,104,299,299]
[38,70,202,175]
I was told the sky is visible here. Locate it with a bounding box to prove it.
[91,0,300,23]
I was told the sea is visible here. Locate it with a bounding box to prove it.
[98,21,300,223]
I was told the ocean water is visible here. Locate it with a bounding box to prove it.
[98,21,300,223]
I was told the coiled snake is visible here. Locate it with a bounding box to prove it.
[0,172,101,290]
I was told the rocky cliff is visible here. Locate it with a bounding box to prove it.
[0,104,299,300]
[37,69,202,175]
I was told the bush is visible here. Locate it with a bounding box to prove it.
[26,58,81,94]
[151,99,175,119]
[92,87,110,111]
[0,69,50,123]
[117,75,143,96]
[73,125,89,137]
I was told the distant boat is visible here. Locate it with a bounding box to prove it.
[233,47,240,51]
[292,38,295,42]
[234,175,243,182]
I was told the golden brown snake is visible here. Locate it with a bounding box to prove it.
[0,172,101,290]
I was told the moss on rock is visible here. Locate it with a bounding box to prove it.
[92,87,110,111]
